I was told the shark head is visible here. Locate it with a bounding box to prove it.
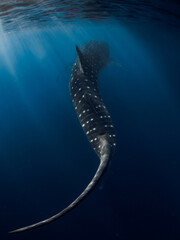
[75,40,110,78]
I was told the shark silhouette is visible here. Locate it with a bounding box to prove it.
[10,40,116,233]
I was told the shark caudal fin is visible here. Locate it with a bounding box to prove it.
[9,139,111,233]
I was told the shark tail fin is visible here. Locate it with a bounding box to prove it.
[9,140,111,234]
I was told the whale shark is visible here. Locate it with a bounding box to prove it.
[10,40,116,233]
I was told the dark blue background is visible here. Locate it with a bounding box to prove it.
[0,21,180,240]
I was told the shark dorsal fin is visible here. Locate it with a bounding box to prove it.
[75,45,85,74]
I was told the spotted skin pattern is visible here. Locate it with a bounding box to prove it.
[9,40,116,233]
[70,42,116,157]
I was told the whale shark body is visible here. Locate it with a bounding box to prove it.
[10,40,116,233]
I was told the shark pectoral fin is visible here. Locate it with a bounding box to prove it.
[108,58,124,69]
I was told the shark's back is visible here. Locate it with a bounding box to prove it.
[70,40,116,157]
[10,40,116,234]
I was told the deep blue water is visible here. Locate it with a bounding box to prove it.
[0,1,180,240]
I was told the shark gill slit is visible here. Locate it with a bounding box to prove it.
[10,41,116,233]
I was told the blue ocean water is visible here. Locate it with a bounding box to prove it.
[0,1,180,240]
